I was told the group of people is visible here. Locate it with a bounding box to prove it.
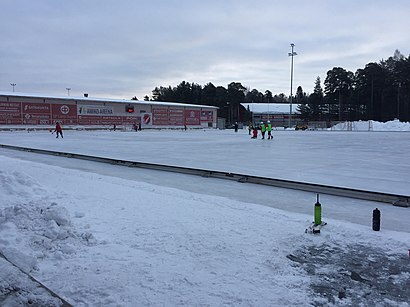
[250,121,273,140]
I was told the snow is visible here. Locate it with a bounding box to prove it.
[332,119,410,132]
[0,121,409,306]
[241,102,299,114]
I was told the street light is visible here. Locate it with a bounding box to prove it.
[288,43,297,128]
[10,83,16,92]
[397,82,401,120]
[66,87,71,96]
[226,102,230,125]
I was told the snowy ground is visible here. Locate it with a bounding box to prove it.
[0,123,409,306]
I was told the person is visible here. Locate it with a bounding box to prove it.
[113,124,116,131]
[267,120,273,139]
[54,122,63,138]
[251,126,258,139]
[234,122,238,132]
[260,121,266,139]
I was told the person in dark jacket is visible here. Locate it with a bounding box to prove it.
[54,122,63,138]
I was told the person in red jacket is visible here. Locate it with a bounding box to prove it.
[251,125,258,139]
[54,122,63,138]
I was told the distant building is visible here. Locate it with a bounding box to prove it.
[242,103,301,127]
[0,92,218,129]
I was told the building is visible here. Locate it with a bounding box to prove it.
[241,103,301,127]
[0,92,218,129]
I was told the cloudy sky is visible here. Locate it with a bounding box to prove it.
[1,0,409,100]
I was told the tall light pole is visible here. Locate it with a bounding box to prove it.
[288,43,297,128]
[10,83,16,92]
[397,82,401,120]
[66,87,71,96]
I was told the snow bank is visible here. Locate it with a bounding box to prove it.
[332,119,410,131]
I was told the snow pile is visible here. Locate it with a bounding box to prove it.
[332,119,410,131]
[0,168,96,305]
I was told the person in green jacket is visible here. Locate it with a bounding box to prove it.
[267,120,273,139]
[260,121,266,139]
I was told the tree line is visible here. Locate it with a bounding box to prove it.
[140,50,410,123]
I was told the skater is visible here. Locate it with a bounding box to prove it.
[54,122,63,138]
[234,122,238,132]
[267,120,273,139]
[260,121,266,139]
[251,126,258,139]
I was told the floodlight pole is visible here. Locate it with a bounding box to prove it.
[397,82,401,119]
[288,43,297,128]
[66,87,71,96]
[10,83,16,92]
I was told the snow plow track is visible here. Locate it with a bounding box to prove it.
[1,143,409,207]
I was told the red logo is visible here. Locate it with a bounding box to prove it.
[60,105,70,115]
[143,114,151,124]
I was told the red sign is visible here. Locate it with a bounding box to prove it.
[0,102,22,124]
[0,101,212,126]
[185,110,200,125]
[152,107,169,125]
[22,103,51,124]
[169,108,184,125]
[142,113,151,125]
[52,104,77,120]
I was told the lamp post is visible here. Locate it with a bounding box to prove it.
[226,102,230,125]
[10,83,16,92]
[397,82,401,120]
[66,87,71,96]
[288,43,297,128]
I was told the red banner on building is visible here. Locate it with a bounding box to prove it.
[0,102,22,124]
[22,103,51,125]
[51,104,78,124]
[169,108,184,125]
[185,109,200,125]
[152,107,169,125]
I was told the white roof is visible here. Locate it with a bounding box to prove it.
[241,103,299,114]
[0,91,217,110]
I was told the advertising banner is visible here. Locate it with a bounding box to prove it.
[152,107,169,125]
[169,108,184,125]
[185,109,200,125]
[0,102,22,124]
[78,105,114,116]
[141,113,152,126]
[22,103,51,124]
[51,104,77,124]
[200,110,213,122]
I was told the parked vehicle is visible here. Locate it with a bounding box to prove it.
[295,123,308,131]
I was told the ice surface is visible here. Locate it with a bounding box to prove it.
[0,122,409,306]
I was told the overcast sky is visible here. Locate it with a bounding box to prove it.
[1,0,409,100]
